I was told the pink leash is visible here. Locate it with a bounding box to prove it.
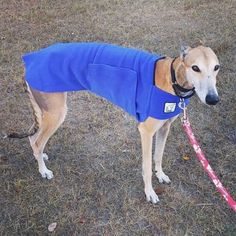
[180,100,236,212]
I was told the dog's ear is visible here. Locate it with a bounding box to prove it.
[198,38,206,46]
[180,43,191,60]
[192,38,206,47]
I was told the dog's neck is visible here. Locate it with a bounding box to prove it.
[154,57,192,95]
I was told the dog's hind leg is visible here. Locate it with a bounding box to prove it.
[28,90,67,179]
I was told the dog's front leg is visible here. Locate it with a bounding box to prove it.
[154,117,177,183]
[154,121,172,184]
[138,119,162,203]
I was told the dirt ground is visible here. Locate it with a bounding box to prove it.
[0,0,236,235]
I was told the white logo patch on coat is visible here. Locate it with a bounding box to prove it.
[164,103,176,113]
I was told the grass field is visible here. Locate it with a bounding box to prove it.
[0,0,236,235]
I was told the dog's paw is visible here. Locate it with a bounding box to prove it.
[145,188,160,204]
[40,168,54,180]
[42,153,49,160]
[155,171,171,184]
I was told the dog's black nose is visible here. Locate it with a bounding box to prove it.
[205,94,219,105]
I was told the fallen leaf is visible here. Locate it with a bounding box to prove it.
[155,186,165,195]
[48,222,57,232]
[182,155,190,161]
[79,217,86,224]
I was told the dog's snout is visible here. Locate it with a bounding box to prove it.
[205,94,219,105]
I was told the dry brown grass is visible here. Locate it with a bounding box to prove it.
[1,0,236,235]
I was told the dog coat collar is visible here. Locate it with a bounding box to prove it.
[23,43,190,122]
[171,58,195,99]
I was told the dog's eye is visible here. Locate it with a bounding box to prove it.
[214,65,220,71]
[192,65,201,72]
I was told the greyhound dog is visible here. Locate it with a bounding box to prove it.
[8,43,220,203]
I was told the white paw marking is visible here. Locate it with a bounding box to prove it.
[40,168,54,179]
[145,188,160,204]
[42,153,49,160]
[156,171,171,184]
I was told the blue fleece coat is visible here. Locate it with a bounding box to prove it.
[23,43,189,122]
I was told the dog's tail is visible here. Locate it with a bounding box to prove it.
[3,78,40,139]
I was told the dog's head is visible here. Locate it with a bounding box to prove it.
[180,45,220,105]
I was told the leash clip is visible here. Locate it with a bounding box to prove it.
[178,98,187,123]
